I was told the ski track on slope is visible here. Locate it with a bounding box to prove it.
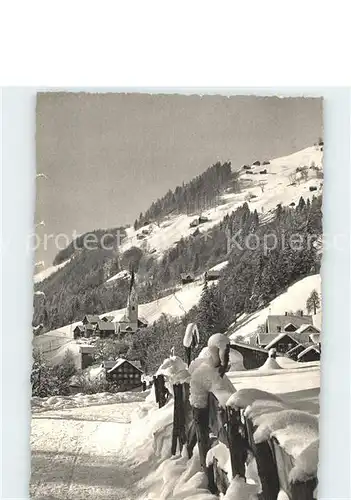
[31,402,147,500]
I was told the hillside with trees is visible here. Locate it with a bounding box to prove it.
[134,161,236,229]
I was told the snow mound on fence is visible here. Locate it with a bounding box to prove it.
[289,439,319,483]
[157,356,190,386]
[208,333,230,365]
[183,323,200,348]
[252,409,318,456]
[227,388,284,410]
[190,361,236,408]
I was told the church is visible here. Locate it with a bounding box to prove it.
[117,270,148,335]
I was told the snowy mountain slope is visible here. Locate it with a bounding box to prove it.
[111,146,323,265]
[229,273,322,341]
[34,258,72,284]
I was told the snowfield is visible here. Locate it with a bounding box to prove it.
[31,358,320,499]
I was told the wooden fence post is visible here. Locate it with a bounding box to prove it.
[193,402,216,494]
[246,418,280,500]
[153,375,159,405]
[226,407,247,478]
[290,478,317,500]
[154,374,168,408]
[171,383,187,455]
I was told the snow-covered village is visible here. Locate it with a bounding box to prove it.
[31,94,323,500]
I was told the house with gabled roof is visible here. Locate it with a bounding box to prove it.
[181,272,195,285]
[73,324,85,339]
[265,312,313,335]
[95,320,116,338]
[265,330,314,354]
[297,344,321,362]
[285,342,312,361]
[82,314,100,326]
[102,358,143,390]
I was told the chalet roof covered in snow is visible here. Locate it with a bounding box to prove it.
[295,323,320,334]
[256,333,278,346]
[297,344,321,360]
[105,358,143,373]
[79,344,95,354]
[83,314,100,324]
[286,342,312,357]
[74,324,85,332]
[96,320,116,331]
[266,314,313,333]
[265,331,312,350]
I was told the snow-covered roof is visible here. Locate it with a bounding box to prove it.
[79,344,95,354]
[106,358,143,373]
[283,322,298,331]
[231,341,269,353]
[74,324,85,332]
[295,324,320,334]
[84,315,100,323]
[96,320,116,331]
[266,314,313,334]
[265,332,302,350]
[255,333,274,345]
[297,345,321,359]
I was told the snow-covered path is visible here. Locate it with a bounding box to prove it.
[31,402,147,500]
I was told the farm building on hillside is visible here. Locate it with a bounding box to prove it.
[189,215,209,228]
[265,313,313,334]
[181,272,195,285]
[82,315,100,326]
[204,270,221,282]
[73,325,85,339]
[297,345,321,362]
[102,358,143,390]
[96,320,116,338]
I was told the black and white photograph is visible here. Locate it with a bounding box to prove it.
[31,93,323,500]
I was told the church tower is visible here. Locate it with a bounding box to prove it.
[118,269,139,335]
[126,270,138,324]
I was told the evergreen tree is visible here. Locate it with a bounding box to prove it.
[306,289,321,315]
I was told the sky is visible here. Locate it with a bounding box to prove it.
[36,93,323,267]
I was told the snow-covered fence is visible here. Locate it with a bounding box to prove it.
[153,331,318,499]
